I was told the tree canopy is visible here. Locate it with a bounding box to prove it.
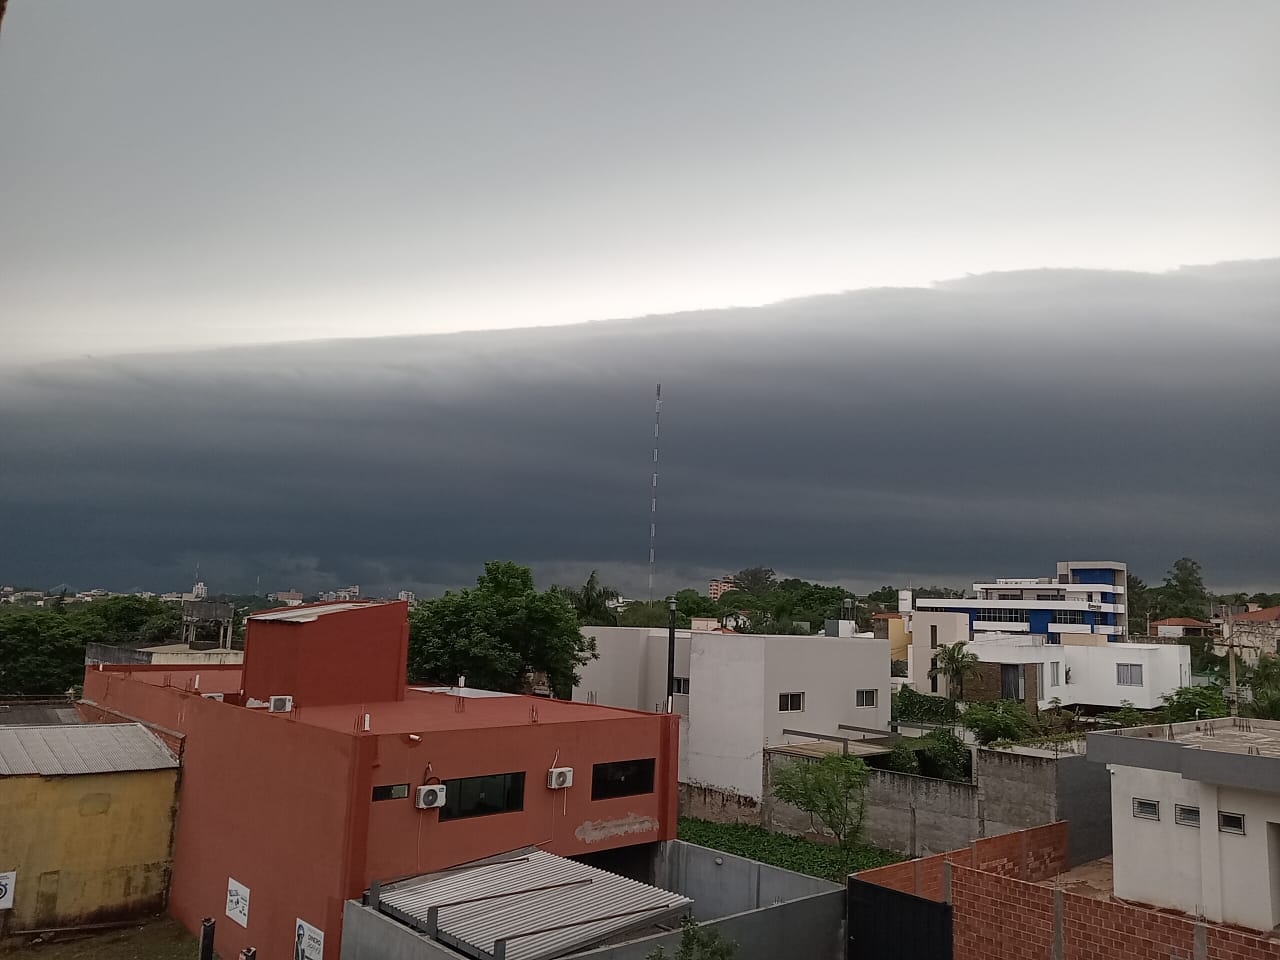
[407,561,597,698]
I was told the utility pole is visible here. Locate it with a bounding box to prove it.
[666,596,677,713]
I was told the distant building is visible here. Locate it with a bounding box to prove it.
[1149,616,1215,638]
[1217,606,1280,664]
[269,589,305,606]
[910,560,1128,643]
[397,590,416,604]
[707,576,737,602]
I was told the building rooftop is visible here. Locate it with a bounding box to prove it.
[0,698,81,727]
[0,722,178,777]
[1150,617,1212,628]
[1089,717,1280,791]
[247,600,387,622]
[1231,605,1280,623]
[376,847,692,960]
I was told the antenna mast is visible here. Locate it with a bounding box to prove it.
[648,383,661,603]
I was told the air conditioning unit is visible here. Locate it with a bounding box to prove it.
[547,766,574,790]
[268,695,294,713]
[415,784,447,809]
[201,693,224,702]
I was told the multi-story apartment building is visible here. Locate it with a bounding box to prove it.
[707,576,737,602]
[910,560,1128,644]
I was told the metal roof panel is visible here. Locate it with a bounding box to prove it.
[0,723,178,776]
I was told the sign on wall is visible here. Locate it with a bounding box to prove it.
[0,871,15,910]
[225,877,250,928]
[293,917,324,960]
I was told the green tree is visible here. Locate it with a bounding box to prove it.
[1101,700,1151,728]
[1160,685,1228,722]
[554,570,619,626]
[732,567,777,598]
[1157,557,1211,621]
[407,562,597,698]
[674,589,716,620]
[959,700,1039,745]
[647,918,736,960]
[618,601,690,629]
[0,612,90,695]
[929,641,982,702]
[1126,574,1152,634]
[916,728,971,781]
[771,753,870,857]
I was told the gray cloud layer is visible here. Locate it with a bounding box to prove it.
[2,261,1277,596]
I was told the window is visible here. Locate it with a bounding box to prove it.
[439,772,525,821]
[1055,610,1087,625]
[997,593,1022,600]
[930,658,939,693]
[1132,798,1160,820]
[1174,804,1200,827]
[977,609,1030,623]
[672,677,690,695]
[855,689,878,708]
[930,625,938,649]
[371,783,410,801]
[779,692,805,712]
[1218,812,1246,835]
[591,759,656,800]
[1117,663,1144,687]
[1050,662,1061,687]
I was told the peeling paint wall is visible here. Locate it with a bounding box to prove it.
[0,768,178,935]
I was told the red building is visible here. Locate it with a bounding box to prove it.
[80,601,678,960]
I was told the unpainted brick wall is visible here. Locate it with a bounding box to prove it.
[76,700,186,757]
[678,782,761,825]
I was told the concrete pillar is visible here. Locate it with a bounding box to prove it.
[1198,781,1223,922]
[1051,889,1064,960]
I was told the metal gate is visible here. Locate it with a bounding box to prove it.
[847,878,952,960]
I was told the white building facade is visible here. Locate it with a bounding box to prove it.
[1090,718,1280,932]
[573,626,890,802]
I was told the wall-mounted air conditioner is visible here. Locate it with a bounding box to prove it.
[268,695,293,713]
[547,766,574,790]
[415,784,447,809]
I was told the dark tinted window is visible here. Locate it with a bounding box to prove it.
[440,772,525,821]
[592,759,656,800]
[372,783,409,801]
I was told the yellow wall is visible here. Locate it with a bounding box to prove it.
[889,618,910,661]
[0,768,177,934]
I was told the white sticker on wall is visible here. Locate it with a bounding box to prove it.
[0,871,15,910]
[226,876,250,928]
[293,917,325,959]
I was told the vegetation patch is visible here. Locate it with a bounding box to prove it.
[677,817,902,881]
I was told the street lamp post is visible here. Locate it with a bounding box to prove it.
[666,596,677,713]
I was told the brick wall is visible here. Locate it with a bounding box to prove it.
[856,822,1280,960]
[678,782,760,825]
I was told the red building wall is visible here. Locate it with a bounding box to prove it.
[81,666,678,960]
[241,601,409,707]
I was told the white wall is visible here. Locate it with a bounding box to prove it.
[1110,766,1280,932]
[573,626,692,714]
[686,634,767,800]
[1062,643,1189,710]
[762,635,890,749]
[906,611,969,697]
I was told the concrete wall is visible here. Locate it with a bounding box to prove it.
[341,901,466,960]
[653,840,837,919]
[906,612,969,697]
[0,768,178,935]
[687,634,766,800]
[764,744,1109,863]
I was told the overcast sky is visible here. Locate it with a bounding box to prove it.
[2,1,1278,361]
[1,261,1277,597]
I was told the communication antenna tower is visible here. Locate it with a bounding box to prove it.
[648,384,661,602]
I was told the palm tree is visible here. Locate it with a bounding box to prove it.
[929,641,983,702]
[556,571,619,626]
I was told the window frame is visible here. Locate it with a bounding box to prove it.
[672,676,690,695]
[1049,662,1061,687]
[1218,811,1246,835]
[1117,663,1144,687]
[438,771,526,822]
[1132,797,1160,821]
[1174,804,1200,827]
[591,758,656,801]
[778,692,805,712]
[855,688,878,708]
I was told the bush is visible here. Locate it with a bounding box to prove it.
[958,700,1039,745]
[880,740,921,775]
[916,728,971,781]
[677,818,901,881]
[893,686,957,724]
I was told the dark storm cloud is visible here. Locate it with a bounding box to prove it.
[2,261,1278,596]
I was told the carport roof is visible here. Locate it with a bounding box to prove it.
[375,847,693,960]
[0,722,177,776]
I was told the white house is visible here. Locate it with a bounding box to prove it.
[1089,717,1280,932]
[574,626,890,803]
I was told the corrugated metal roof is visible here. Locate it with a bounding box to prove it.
[0,723,178,776]
[248,602,369,622]
[378,848,692,960]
